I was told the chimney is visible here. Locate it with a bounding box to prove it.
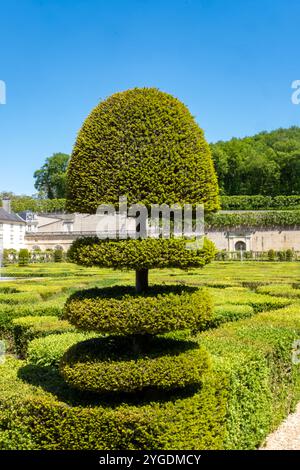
[2,198,11,214]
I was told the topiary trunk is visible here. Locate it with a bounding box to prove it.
[135,269,149,293]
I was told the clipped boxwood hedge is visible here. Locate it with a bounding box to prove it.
[206,210,300,229]
[28,332,100,367]
[12,316,75,357]
[256,284,300,298]
[64,285,213,335]
[212,304,254,327]
[211,288,292,312]
[0,357,227,450]
[221,195,300,211]
[60,336,210,393]
[68,237,217,270]
[0,292,41,305]
[1,304,300,449]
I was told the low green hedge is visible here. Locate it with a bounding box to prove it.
[0,297,65,328]
[0,292,41,305]
[256,285,300,298]
[1,305,300,449]
[68,237,217,270]
[12,316,75,357]
[28,332,100,367]
[0,298,66,352]
[221,195,300,211]
[206,210,300,228]
[201,304,300,448]
[18,285,66,300]
[211,288,292,312]
[60,336,210,393]
[212,304,254,327]
[64,285,213,335]
[22,193,300,214]
[0,286,19,294]
[0,358,226,450]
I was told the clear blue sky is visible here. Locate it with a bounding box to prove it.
[1,0,300,194]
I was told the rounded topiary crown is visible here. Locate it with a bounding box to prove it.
[66,87,220,213]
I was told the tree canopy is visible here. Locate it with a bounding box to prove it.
[211,126,300,195]
[34,153,70,199]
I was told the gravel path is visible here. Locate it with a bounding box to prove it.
[261,402,300,450]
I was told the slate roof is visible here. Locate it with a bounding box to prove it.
[0,208,26,224]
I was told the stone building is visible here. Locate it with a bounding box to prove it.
[21,210,300,255]
[23,212,136,252]
[0,199,26,252]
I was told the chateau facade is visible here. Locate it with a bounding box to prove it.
[24,211,300,254]
[1,199,299,254]
[0,199,26,252]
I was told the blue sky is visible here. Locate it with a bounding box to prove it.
[0,0,300,194]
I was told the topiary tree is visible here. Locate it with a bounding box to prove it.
[286,248,294,261]
[61,88,219,396]
[18,248,29,266]
[267,249,275,261]
[54,249,63,263]
[67,87,219,292]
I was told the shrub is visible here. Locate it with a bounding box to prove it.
[18,249,30,266]
[267,249,276,261]
[28,332,99,367]
[66,88,219,213]
[0,286,19,294]
[212,304,254,327]
[277,250,286,261]
[0,358,227,450]
[206,210,300,228]
[2,249,17,266]
[215,250,228,261]
[201,306,300,449]
[63,285,213,335]
[0,292,41,305]
[54,249,63,263]
[60,336,211,393]
[286,249,294,261]
[1,304,300,449]
[220,195,300,211]
[18,284,65,300]
[256,284,300,298]
[211,288,292,312]
[0,297,65,329]
[12,316,75,357]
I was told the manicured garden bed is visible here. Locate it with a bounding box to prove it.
[0,262,299,449]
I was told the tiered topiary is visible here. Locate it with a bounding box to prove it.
[60,87,219,397]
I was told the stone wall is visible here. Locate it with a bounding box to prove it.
[206,227,300,252]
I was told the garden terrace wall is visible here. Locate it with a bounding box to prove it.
[206,226,300,253]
